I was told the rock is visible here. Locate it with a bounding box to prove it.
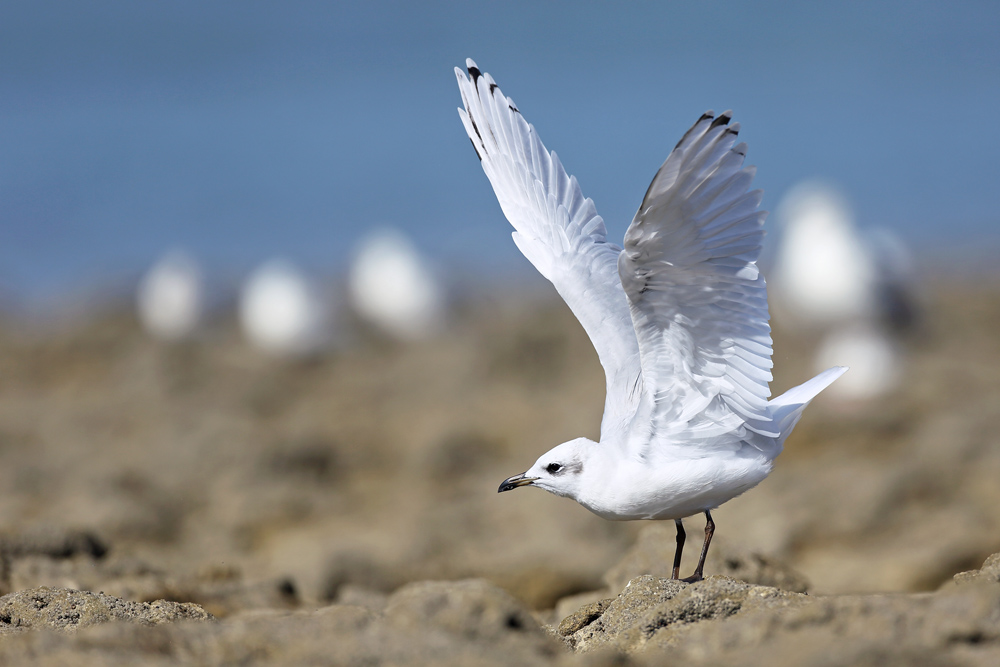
[0,594,559,667]
[0,604,379,666]
[603,523,810,593]
[6,553,297,618]
[568,575,687,652]
[553,588,614,627]
[556,598,613,637]
[201,605,383,665]
[658,577,1000,666]
[0,528,108,595]
[709,547,810,594]
[0,587,212,634]
[6,553,163,601]
[159,575,299,618]
[560,558,1000,665]
[334,584,389,610]
[384,578,544,643]
[86,580,558,666]
[953,552,1000,586]
[566,575,806,653]
[1,571,999,665]
[615,577,805,652]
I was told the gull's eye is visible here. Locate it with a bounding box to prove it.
[546,462,562,474]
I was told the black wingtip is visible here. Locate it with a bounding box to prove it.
[468,65,482,82]
[709,112,732,129]
[674,111,716,150]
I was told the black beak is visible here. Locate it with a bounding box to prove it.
[498,472,539,493]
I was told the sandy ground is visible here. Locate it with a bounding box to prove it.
[0,276,999,662]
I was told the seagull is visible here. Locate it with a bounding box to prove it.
[136,250,204,342]
[239,259,333,357]
[349,227,447,340]
[813,323,900,401]
[456,59,847,582]
[770,181,916,401]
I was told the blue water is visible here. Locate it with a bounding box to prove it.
[1,1,998,302]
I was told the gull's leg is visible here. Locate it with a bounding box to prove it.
[682,510,715,583]
[671,519,685,580]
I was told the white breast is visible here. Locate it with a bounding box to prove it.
[577,446,774,521]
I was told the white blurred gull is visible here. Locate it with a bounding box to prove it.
[239,259,332,357]
[349,228,446,340]
[136,250,204,341]
[770,181,916,401]
[814,324,900,402]
[770,181,916,332]
[770,182,876,327]
[457,59,846,581]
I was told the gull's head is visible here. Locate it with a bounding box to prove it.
[498,437,596,499]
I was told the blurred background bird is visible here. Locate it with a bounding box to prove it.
[349,228,447,341]
[239,259,334,357]
[769,181,920,403]
[136,249,205,342]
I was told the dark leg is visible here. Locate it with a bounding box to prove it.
[671,519,685,579]
[682,510,715,583]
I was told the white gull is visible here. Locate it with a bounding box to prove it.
[456,59,846,581]
[349,227,447,340]
[137,249,204,342]
[239,259,332,357]
[771,181,915,401]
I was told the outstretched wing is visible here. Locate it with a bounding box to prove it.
[619,111,775,450]
[455,59,641,440]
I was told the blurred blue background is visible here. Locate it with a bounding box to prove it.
[1,0,997,305]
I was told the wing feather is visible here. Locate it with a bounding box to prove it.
[456,60,641,439]
[619,110,776,450]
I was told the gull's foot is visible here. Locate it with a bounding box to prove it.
[680,574,703,583]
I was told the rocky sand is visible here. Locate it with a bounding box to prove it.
[0,278,998,664]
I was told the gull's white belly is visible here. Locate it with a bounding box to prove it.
[576,449,774,521]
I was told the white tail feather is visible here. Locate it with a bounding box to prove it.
[769,366,848,443]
